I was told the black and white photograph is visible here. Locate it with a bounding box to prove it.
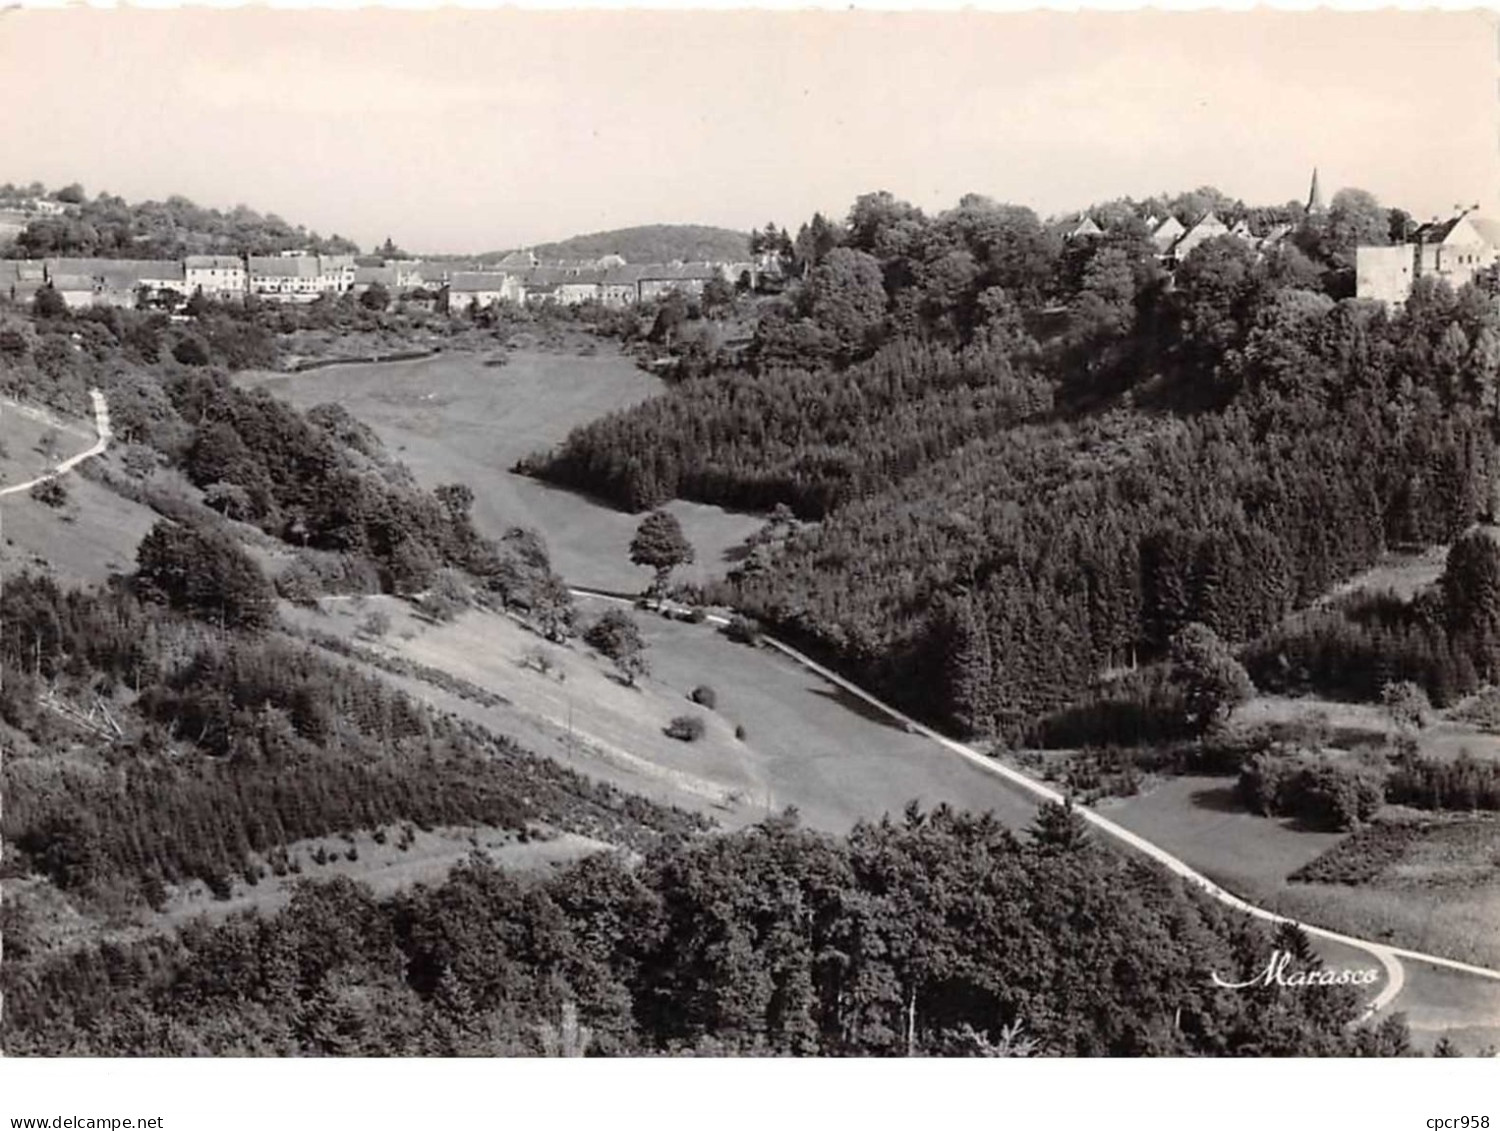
[1,1,1498,1123]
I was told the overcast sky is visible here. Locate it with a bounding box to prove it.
[1,7,1495,254]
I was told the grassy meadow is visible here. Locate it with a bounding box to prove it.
[240,348,764,591]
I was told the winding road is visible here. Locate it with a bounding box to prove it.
[571,585,1500,1023]
[0,389,112,498]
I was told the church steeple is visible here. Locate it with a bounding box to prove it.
[1306,167,1324,214]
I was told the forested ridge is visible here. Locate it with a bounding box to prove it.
[495,223,749,266]
[4,806,1413,1057]
[1,182,359,259]
[526,188,1500,738]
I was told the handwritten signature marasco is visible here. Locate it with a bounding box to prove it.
[1211,949,1381,990]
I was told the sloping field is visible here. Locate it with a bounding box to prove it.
[1268,869,1500,974]
[0,398,94,488]
[0,471,157,585]
[0,400,155,585]
[288,594,1041,835]
[240,349,764,591]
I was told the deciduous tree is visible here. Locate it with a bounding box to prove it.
[629,509,695,596]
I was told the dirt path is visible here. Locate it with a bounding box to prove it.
[569,587,1500,1024]
[0,389,111,498]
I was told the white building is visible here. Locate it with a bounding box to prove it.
[246,255,356,302]
[1356,210,1500,308]
[247,255,322,302]
[184,255,245,300]
[447,271,524,312]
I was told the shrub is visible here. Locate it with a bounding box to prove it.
[688,684,718,709]
[584,608,649,685]
[172,337,210,367]
[687,607,708,624]
[359,610,392,639]
[29,478,67,509]
[523,645,557,676]
[1237,747,1386,830]
[665,715,706,742]
[723,614,761,645]
[121,444,159,479]
[275,558,324,606]
[415,590,463,623]
[734,723,747,740]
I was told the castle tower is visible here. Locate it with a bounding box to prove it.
[1306,168,1324,214]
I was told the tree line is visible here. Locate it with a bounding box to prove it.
[4,804,1422,1057]
[522,338,1053,517]
[2,184,360,260]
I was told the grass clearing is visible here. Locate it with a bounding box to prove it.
[240,349,764,590]
[1316,545,1448,605]
[1101,774,1347,896]
[158,823,611,926]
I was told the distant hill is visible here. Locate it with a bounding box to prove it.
[501,224,750,264]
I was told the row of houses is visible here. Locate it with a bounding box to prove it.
[1066,210,1293,266]
[1355,209,1500,308]
[1,250,752,312]
[446,261,745,312]
[0,253,363,309]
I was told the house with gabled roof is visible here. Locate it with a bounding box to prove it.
[1167,212,1231,264]
[1412,212,1498,288]
[636,262,727,303]
[1149,215,1186,256]
[1067,215,1104,241]
[1356,208,1500,307]
[447,271,523,313]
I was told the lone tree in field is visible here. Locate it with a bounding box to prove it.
[1168,622,1253,736]
[629,509,695,597]
[1380,680,1430,735]
[584,608,649,686]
